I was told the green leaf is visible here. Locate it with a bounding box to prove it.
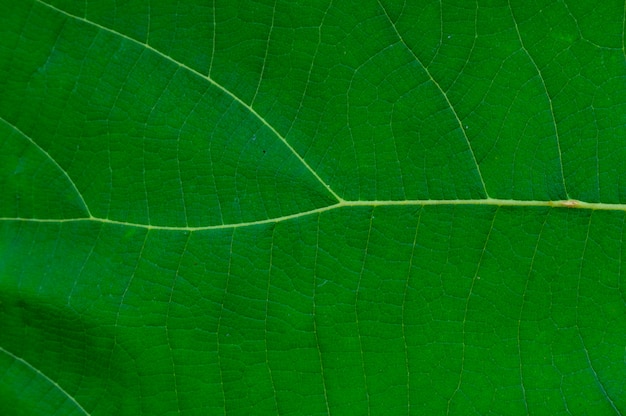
[1,0,625,414]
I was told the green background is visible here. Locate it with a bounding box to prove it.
[1,0,625,414]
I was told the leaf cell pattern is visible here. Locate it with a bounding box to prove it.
[1,0,626,414]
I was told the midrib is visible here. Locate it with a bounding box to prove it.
[2,198,624,231]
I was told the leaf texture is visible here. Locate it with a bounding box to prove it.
[1,0,626,414]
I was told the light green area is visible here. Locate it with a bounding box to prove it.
[1,0,625,414]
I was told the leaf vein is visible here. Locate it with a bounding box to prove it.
[0,346,90,416]
[2,199,624,230]
[34,0,343,203]
[508,1,569,198]
[0,116,92,217]
[376,0,489,198]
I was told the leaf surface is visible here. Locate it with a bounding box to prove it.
[1,0,626,414]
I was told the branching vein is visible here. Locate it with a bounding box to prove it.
[1,116,91,217]
[34,0,343,203]
[508,1,569,198]
[0,346,90,415]
[376,0,489,198]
